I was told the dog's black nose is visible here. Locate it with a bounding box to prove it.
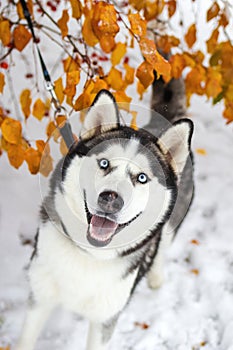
[98,191,124,214]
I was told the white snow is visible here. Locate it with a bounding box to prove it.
[1,0,233,349]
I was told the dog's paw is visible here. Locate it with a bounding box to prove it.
[147,270,164,290]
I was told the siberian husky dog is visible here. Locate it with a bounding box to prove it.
[16,87,193,350]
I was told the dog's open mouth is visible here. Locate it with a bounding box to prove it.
[87,215,118,247]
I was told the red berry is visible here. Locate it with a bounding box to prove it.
[25,73,33,78]
[51,5,57,11]
[0,61,9,69]
[92,52,98,58]
[123,56,129,64]
[34,37,40,44]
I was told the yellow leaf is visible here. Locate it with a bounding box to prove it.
[25,147,41,174]
[20,89,31,119]
[0,72,5,94]
[113,91,132,112]
[92,2,119,53]
[54,77,64,104]
[82,8,99,47]
[32,99,46,121]
[64,70,80,99]
[128,13,147,39]
[39,142,53,177]
[130,110,138,130]
[70,0,82,19]
[58,9,69,38]
[136,61,154,89]
[111,42,127,66]
[105,67,124,91]
[205,68,222,98]
[185,24,197,49]
[92,78,109,93]
[1,117,22,144]
[196,148,207,156]
[0,20,11,46]
[124,63,135,85]
[63,56,80,73]
[7,143,25,169]
[207,2,220,22]
[13,25,32,52]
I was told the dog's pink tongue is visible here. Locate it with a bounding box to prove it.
[90,215,118,241]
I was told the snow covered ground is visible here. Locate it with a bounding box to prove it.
[0,95,233,350]
[1,1,233,349]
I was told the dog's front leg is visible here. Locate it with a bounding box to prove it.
[86,317,118,350]
[15,301,55,350]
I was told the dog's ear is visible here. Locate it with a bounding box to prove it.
[157,119,193,176]
[80,89,120,140]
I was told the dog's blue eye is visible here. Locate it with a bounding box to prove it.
[99,159,109,169]
[137,173,148,184]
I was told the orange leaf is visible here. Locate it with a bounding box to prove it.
[20,89,31,119]
[17,0,33,19]
[185,24,197,49]
[196,148,207,156]
[134,322,150,329]
[105,67,124,91]
[170,54,186,79]
[111,42,127,66]
[185,65,206,105]
[1,117,22,144]
[82,8,99,47]
[64,70,80,99]
[130,110,138,130]
[223,101,233,124]
[190,239,200,245]
[219,11,229,28]
[25,147,41,174]
[13,24,32,52]
[54,77,64,104]
[137,80,147,99]
[128,13,147,39]
[58,9,69,38]
[157,35,180,55]
[7,143,25,169]
[167,0,177,18]
[60,137,69,156]
[191,269,199,275]
[0,72,5,94]
[0,20,11,46]
[206,28,219,54]
[139,38,171,80]
[46,121,60,140]
[144,0,165,20]
[136,61,154,89]
[70,0,82,19]
[207,2,220,22]
[63,56,80,73]
[91,2,119,53]
[32,99,46,121]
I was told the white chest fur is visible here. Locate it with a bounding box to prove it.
[29,222,137,323]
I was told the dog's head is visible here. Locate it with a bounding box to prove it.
[61,90,193,249]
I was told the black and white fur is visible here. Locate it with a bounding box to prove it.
[15,89,193,350]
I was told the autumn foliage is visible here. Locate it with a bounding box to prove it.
[0,0,232,175]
